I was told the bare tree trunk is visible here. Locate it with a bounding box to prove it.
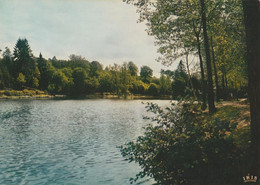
[221,72,225,99]
[200,0,216,113]
[221,65,228,100]
[210,36,220,102]
[242,0,260,175]
[224,70,228,90]
[185,52,197,99]
[193,20,207,109]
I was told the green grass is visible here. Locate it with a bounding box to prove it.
[213,106,241,120]
[207,104,251,149]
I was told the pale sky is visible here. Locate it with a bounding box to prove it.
[0,0,172,76]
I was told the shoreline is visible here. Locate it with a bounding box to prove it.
[0,90,172,100]
[84,93,172,100]
[0,95,65,100]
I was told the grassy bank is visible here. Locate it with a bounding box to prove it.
[121,99,252,184]
[0,90,172,100]
[211,100,250,148]
[0,89,53,99]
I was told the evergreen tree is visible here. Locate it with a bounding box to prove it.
[13,38,38,88]
[0,48,13,88]
[2,47,13,73]
[172,61,189,99]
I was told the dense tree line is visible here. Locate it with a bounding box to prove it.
[0,34,249,101]
[0,38,175,97]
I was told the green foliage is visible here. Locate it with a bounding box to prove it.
[209,0,247,96]
[159,74,172,95]
[13,38,39,88]
[120,65,132,96]
[53,54,90,71]
[172,77,187,99]
[32,77,39,88]
[51,70,70,94]
[38,59,56,91]
[171,61,189,99]
[0,67,4,89]
[98,71,114,93]
[16,73,26,89]
[1,34,247,100]
[140,66,153,83]
[61,67,74,94]
[85,76,99,94]
[104,63,139,96]
[147,83,159,96]
[2,47,13,75]
[130,80,148,94]
[127,61,138,76]
[90,61,103,77]
[121,101,250,184]
[124,0,248,107]
[72,67,88,95]
[47,84,55,93]
[0,89,46,97]
[0,38,195,98]
[0,60,12,89]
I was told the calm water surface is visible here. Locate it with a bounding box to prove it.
[0,99,171,185]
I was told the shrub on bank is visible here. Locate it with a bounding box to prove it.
[121,101,250,185]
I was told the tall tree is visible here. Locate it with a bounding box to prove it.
[13,38,38,88]
[192,19,207,109]
[69,54,85,61]
[210,36,220,102]
[124,0,217,110]
[72,67,88,95]
[127,61,138,76]
[37,54,55,90]
[140,65,153,83]
[1,47,13,88]
[209,0,247,100]
[90,61,103,77]
[120,63,132,96]
[159,73,172,95]
[242,0,260,175]
[13,38,33,73]
[172,60,189,98]
[2,47,13,71]
[98,71,113,93]
[199,0,216,113]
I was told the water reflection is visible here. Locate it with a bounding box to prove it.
[0,99,170,184]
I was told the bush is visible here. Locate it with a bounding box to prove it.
[121,101,250,185]
[147,83,159,96]
[130,80,148,94]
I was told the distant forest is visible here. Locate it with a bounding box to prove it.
[0,38,172,97]
[0,37,247,99]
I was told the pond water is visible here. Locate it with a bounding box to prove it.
[0,99,171,185]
